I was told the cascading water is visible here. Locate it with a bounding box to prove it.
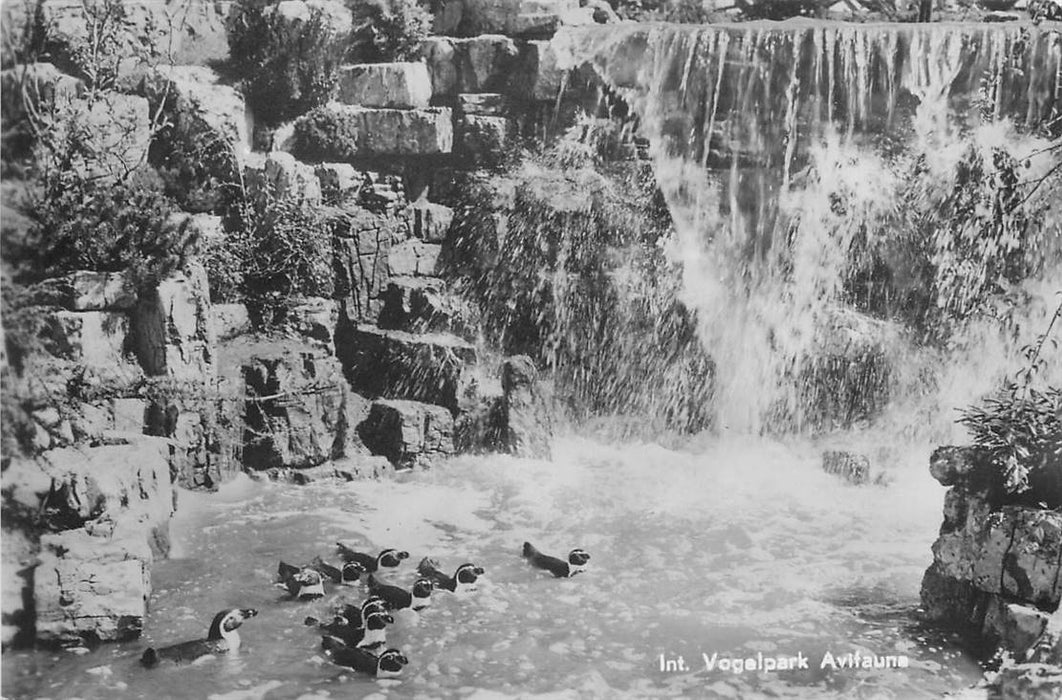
[557,20,1062,436]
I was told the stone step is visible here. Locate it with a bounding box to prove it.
[336,62,432,109]
[377,276,479,339]
[293,105,453,160]
[336,324,477,413]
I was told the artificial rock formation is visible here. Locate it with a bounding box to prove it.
[922,446,1062,681]
[358,399,456,469]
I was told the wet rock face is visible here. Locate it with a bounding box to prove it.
[922,445,1062,671]
[34,525,154,646]
[241,346,351,470]
[131,263,217,379]
[6,438,176,647]
[358,399,456,469]
[499,355,552,459]
[337,324,478,414]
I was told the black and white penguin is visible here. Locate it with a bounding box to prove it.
[336,544,410,573]
[140,608,258,667]
[366,574,435,612]
[522,542,590,578]
[417,558,484,593]
[322,609,393,649]
[311,556,364,585]
[321,638,409,678]
[277,561,326,600]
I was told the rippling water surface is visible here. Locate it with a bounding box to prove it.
[3,435,984,699]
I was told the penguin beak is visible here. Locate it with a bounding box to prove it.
[241,609,258,619]
[474,567,485,575]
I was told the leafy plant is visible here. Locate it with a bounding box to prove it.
[347,0,430,63]
[959,298,1062,496]
[227,2,346,125]
[204,181,334,327]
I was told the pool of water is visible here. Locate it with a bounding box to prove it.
[3,435,985,699]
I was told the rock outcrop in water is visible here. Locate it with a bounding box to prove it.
[921,446,1062,696]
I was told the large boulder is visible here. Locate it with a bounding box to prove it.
[35,0,229,70]
[410,201,454,243]
[433,0,591,37]
[40,310,130,368]
[0,63,81,140]
[34,525,153,646]
[36,439,175,534]
[377,276,478,338]
[332,208,404,323]
[131,262,216,379]
[56,93,151,182]
[336,324,478,413]
[387,240,443,277]
[358,399,455,469]
[241,343,351,470]
[336,62,432,109]
[292,105,454,160]
[145,380,243,491]
[141,66,250,212]
[244,152,322,205]
[421,35,519,98]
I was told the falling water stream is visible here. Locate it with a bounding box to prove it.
[4,19,1062,700]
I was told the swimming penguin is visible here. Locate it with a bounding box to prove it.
[522,542,590,578]
[335,544,410,573]
[417,558,484,593]
[367,574,435,611]
[322,610,393,648]
[277,561,326,600]
[321,638,409,678]
[305,596,387,633]
[140,608,258,667]
[311,556,364,585]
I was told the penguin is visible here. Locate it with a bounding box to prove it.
[140,608,258,667]
[277,561,326,600]
[366,574,435,612]
[336,544,410,573]
[305,596,388,633]
[311,556,364,585]
[321,610,393,649]
[522,542,590,578]
[417,558,484,593]
[321,638,409,678]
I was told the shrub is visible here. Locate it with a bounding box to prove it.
[205,183,334,327]
[227,2,346,125]
[347,0,430,63]
[3,167,187,289]
[959,301,1062,499]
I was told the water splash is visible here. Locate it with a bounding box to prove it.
[559,21,1062,436]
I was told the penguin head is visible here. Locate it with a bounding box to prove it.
[365,611,394,630]
[294,568,325,599]
[456,563,485,581]
[411,578,435,598]
[377,549,410,568]
[376,648,409,677]
[454,563,484,588]
[361,596,388,617]
[341,561,365,583]
[568,549,591,566]
[207,608,258,641]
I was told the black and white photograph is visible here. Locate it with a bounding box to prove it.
[0,0,1060,696]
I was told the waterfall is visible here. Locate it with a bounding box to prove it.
[558,21,1062,436]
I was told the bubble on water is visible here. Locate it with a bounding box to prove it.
[86,665,111,677]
